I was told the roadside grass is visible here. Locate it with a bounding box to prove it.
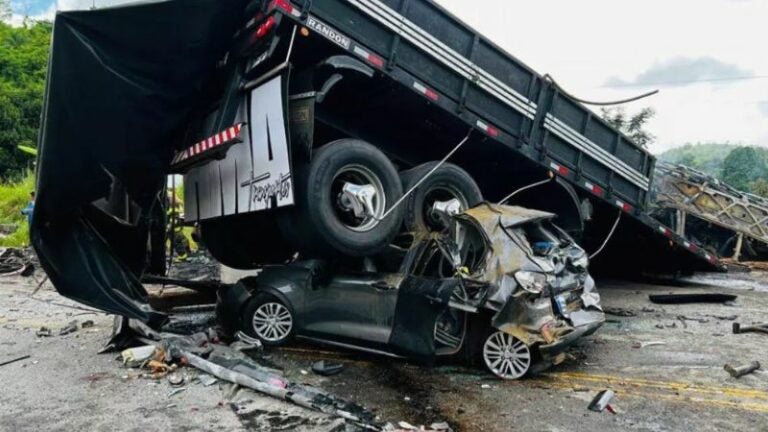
[0,173,34,247]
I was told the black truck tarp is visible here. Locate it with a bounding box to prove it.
[33,0,246,325]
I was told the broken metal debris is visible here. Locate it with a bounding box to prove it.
[0,247,35,277]
[312,360,345,377]
[167,387,186,398]
[631,341,667,349]
[724,361,761,378]
[111,321,378,429]
[733,322,768,335]
[0,354,31,367]
[198,373,218,387]
[588,390,616,413]
[603,307,637,317]
[121,345,158,367]
[59,320,79,336]
[168,372,184,386]
[649,293,737,305]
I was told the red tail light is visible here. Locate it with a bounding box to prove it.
[254,16,277,40]
[270,0,294,14]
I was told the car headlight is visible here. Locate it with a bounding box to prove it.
[514,271,550,294]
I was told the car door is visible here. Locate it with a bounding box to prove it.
[302,272,402,349]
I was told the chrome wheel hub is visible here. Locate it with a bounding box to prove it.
[483,331,531,380]
[252,302,293,342]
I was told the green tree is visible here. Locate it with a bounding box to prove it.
[750,178,768,198]
[0,19,52,179]
[601,107,656,148]
[720,147,767,192]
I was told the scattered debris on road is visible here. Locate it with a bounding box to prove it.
[632,341,667,349]
[0,248,35,277]
[649,293,738,304]
[0,354,31,367]
[312,360,345,376]
[604,307,637,317]
[58,320,79,336]
[733,322,768,335]
[35,326,52,337]
[588,389,616,414]
[724,361,761,378]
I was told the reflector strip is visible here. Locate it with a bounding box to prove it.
[549,162,570,176]
[476,120,500,138]
[172,124,244,166]
[616,200,632,213]
[352,45,384,68]
[659,226,673,237]
[271,0,301,17]
[584,181,604,196]
[413,82,439,101]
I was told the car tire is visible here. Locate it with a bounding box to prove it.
[287,139,404,256]
[481,331,532,380]
[242,292,295,346]
[400,162,483,233]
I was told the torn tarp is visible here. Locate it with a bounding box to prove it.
[32,0,247,325]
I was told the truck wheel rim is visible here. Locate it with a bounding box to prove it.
[483,332,531,379]
[252,302,293,342]
[332,164,386,232]
[424,186,467,230]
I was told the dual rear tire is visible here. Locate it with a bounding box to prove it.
[281,140,483,256]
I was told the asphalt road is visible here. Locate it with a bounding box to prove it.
[2,271,768,431]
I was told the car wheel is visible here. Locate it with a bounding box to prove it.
[482,331,532,380]
[287,139,404,256]
[242,293,295,346]
[400,162,482,233]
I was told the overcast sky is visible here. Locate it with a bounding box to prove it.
[10,0,768,154]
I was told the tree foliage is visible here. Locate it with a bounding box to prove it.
[601,107,656,148]
[720,147,767,192]
[0,18,52,180]
[659,142,741,175]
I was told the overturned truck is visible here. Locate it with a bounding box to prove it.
[34,0,719,378]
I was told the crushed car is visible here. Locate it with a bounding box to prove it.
[218,203,605,379]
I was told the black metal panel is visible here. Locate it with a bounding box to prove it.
[545,133,580,168]
[474,40,538,104]
[405,0,475,57]
[396,42,464,98]
[581,156,611,185]
[465,85,524,135]
[314,0,393,54]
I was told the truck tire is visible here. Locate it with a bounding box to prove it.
[288,139,405,256]
[400,162,483,233]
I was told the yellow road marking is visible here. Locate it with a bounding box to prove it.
[547,372,768,400]
[535,372,768,414]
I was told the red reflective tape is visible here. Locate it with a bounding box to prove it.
[616,200,632,213]
[271,0,293,14]
[476,120,499,137]
[550,162,569,176]
[414,82,439,101]
[368,54,384,68]
[585,181,604,196]
[659,226,672,237]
